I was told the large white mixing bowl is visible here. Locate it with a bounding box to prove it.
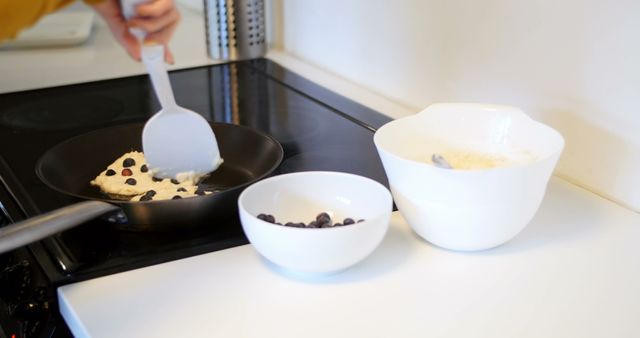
[374,103,564,251]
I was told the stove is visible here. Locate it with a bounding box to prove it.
[0,59,391,337]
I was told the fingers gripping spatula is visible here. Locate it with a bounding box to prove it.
[122,0,222,179]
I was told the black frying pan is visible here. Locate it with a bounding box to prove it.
[0,122,283,254]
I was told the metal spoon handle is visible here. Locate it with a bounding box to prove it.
[432,154,453,169]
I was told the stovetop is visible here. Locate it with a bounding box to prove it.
[0,59,391,286]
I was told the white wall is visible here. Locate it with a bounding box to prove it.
[272,0,640,211]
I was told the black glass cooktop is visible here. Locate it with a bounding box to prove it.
[0,59,391,285]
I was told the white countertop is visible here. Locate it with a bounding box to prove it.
[58,177,640,338]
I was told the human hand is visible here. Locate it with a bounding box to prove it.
[90,0,180,64]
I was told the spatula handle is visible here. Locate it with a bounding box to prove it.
[142,44,178,109]
[120,0,178,110]
[121,0,146,40]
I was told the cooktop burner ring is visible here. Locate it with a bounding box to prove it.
[0,95,124,131]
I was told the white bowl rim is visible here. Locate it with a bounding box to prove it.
[238,171,393,231]
[373,103,565,173]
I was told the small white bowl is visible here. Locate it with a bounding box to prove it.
[374,103,564,251]
[238,171,393,275]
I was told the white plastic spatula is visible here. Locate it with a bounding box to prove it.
[122,0,222,179]
[140,44,222,178]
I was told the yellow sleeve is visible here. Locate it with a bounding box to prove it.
[0,0,105,43]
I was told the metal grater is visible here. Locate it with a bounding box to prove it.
[204,0,266,61]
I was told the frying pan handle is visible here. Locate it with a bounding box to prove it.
[0,201,119,255]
